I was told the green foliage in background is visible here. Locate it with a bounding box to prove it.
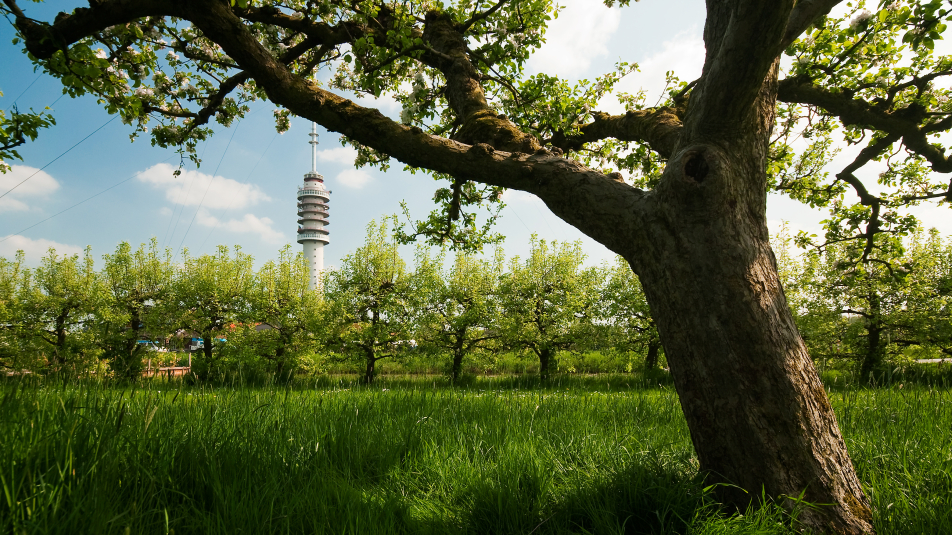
[1,222,950,382]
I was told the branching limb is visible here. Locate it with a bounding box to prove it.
[780,0,844,52]
[778,79,952,172]
[684,0,794,138]
[461,0,511,32]
[549,108,683,159]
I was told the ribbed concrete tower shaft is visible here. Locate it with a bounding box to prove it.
[296,123,330,290]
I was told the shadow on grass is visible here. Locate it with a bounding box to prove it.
[456,460,704,535]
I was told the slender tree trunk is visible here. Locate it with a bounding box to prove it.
[120,308,143,380]
[50,311,69,372]
[451,334,466,382]
[538,348,552,381]
[363,348,377,384]
[202,334,213,362]
[451,350,464,382]
[860,292,884,384]
[275,344,287,380]
[644,339,660,371]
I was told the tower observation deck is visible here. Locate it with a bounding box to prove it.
[297,123,330,290]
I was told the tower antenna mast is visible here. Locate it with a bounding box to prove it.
[296,122,330,290]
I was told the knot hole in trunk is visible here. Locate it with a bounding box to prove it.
[683,152,709,183]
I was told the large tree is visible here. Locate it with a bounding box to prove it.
[158,245,254,380]
[415,248,502,382]
[324,219,420,383]
[7,0,952,531]
[95,239,174,380]
[17,247,100,373]
[496,236,600,380]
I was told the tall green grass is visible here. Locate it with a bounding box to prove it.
[0,376,949,534]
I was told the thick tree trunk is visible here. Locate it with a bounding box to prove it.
[630,230,872,533]
[617,112,873,533]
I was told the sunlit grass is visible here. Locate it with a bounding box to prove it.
[0,375,949,534]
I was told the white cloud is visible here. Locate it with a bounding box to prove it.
[317,146,358,165]
[137,162,270,210]
[158,206,173,216]
[0,164,60,212]
[194,209,284,243]
[600,31,705,113]
[315,146,371,187]
[527,0,622,78]
[0,235,83,264]
[336,168,372,189]
[351,93,401,116]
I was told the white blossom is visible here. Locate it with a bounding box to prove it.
[166,51,180,61]
[135,87,154,98]
[850,10,873,29]
[95,49,108,59]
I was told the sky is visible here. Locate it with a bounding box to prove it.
[1,0,950,269]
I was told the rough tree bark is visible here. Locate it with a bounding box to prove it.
[9,0,877,532]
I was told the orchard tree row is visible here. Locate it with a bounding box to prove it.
[777,225,952,381]
[2,219,949,384]
[0,220,656,383]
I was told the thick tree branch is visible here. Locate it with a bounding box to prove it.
[834,133,901,262]
[779,0,843,52]
[11,0,172,59]
[778,79,952,172]
[420,10,540,153]
[549,108,683,158]
[685,0,794,138]
[11,0,645,253]
[179,0,640,253]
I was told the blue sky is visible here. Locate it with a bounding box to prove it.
[1,0,949,268]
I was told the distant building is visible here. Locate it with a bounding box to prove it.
[296,123,330,290]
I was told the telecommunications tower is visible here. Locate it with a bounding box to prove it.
[296,123,330,290]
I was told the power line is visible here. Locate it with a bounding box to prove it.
[5,74,41,110]
[0,114,118,201]
[506,203,532,233]
[160,136,219,250]
[0,155,176,245]
[197,130,279,253]
[175,119,242,258]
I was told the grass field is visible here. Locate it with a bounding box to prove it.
[1,374,950,534]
